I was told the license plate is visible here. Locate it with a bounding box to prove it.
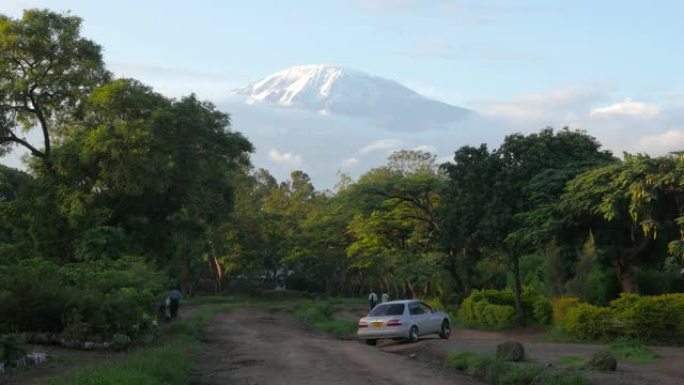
[372,322,383,329]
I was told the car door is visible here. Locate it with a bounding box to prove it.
[419,302,441,332]
[408,302,428,334]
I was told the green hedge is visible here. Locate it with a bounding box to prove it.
[554,293,684,342]
[458,289,552,329]
[0,257,163,340]
[459,290,516,328]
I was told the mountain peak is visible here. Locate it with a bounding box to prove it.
[233,65,471,131]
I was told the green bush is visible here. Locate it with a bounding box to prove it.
[552,293,684,343]
[532,297,553,325]
[551,297,580,325]
[613,293,684,342]
[459,290,516,328]
[0,257,163,340]
[459,288,552,328]
[0,333,25,362]
[561,303,614,340]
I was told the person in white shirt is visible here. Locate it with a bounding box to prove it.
[381,292,389,303]
[368,290,378,310]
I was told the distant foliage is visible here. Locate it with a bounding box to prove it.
[75,226,129,261]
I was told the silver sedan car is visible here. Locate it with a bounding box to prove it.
[357,300,451,345]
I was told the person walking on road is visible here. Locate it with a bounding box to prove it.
[381,292,389,303]
[368,290,378,310]
[168,287,183,319]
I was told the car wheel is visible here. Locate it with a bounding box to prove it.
[365,339,377,346]
[439,320,451,339]
[408,326,419,342]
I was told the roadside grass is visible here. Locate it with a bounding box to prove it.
[48,305,222,385]
[445,351,589,385]
[292,300,358,339]
[555,356,584,368]
[606,338,659,364]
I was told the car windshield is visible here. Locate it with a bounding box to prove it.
[369,304,405,316]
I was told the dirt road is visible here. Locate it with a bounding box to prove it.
[190,307,478,385]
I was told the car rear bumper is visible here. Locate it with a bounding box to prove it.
[357,325,409,339]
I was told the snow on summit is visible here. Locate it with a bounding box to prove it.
[234,65,472,131]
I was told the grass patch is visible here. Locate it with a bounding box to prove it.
[49,347,188,385]
[48,304,222,385]
[292,301,358,339]
[555,356,584,368]
[606,338,659,364]
[445,351,589,385]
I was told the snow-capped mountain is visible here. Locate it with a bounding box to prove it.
[233,65,472,131]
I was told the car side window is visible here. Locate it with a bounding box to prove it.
[419,303,432,314]
[409,303,423,315]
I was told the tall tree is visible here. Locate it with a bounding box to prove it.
[561,154,684,293]
[0,9,109,167]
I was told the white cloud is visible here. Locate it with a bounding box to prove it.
[637,130,684,154]
[590,98,660,118]
[341,157,360,168]
[413,144,437,153]
[480,87,602,121]
[268,149,302,166]
[360,139,402,154]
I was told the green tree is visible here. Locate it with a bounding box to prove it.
[0,9,109,166]
[443,128,614,325]
[561,154,684,294]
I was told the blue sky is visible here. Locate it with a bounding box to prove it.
[3,0,682,104]
[2,0,684,187]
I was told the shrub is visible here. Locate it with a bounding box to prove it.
[459,291,516,329]
[551,297,580,325]
[0,257,163,340]
[459,288,552,327]
[0,333,25,362]
[560,303,614,340]
[611,293,684,342]
[552,293,684,343]
[532,297,553,325]
[459,289,517,329]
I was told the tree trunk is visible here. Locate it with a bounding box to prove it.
[446,246,465,297]
[404,280,416,299]
[512,252,526,327]
[614,237,649,294]
[614,254,639,293]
